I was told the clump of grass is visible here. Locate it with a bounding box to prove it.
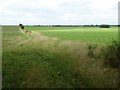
[101,40,120,68]
[87,44,97,57]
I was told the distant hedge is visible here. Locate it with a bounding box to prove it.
[19,24,25,29]
[99,24,110,28]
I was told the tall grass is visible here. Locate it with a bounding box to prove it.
[2,26,118,88]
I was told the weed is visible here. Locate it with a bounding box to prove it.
[87,44,97,57]
[101,40,120,68]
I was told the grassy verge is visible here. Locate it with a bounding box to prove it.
[2,26,118,88]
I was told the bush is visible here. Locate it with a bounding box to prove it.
[19,24,25,29]
[21,26,24,29]
[99,24,110,28]
[102,40,120,68]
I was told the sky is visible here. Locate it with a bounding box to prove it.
[0,0,119,25]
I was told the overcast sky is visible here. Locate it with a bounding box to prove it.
[0,0,119,25]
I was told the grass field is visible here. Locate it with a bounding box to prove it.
[26,26,118,44]
[2,26,118,88]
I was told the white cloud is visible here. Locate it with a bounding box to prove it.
[0,0,119,25]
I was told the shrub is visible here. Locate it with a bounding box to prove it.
[19,23,25,29]
[99,24,110,28]
[21,26,24,29]
[102,40,120,68]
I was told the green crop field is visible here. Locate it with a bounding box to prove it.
[2,26,118,88]
[26,26,118,44]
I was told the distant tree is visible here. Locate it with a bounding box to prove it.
[96,25,98,27]
[99,24,110,28]
[91,24,94,27]
[83,25,90,27]
[19,24,23,27]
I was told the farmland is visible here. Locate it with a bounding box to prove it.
[26,26,118,44]
[2,26,118,88]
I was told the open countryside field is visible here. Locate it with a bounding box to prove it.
[26,26,118,44]
[2,26,118,88]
